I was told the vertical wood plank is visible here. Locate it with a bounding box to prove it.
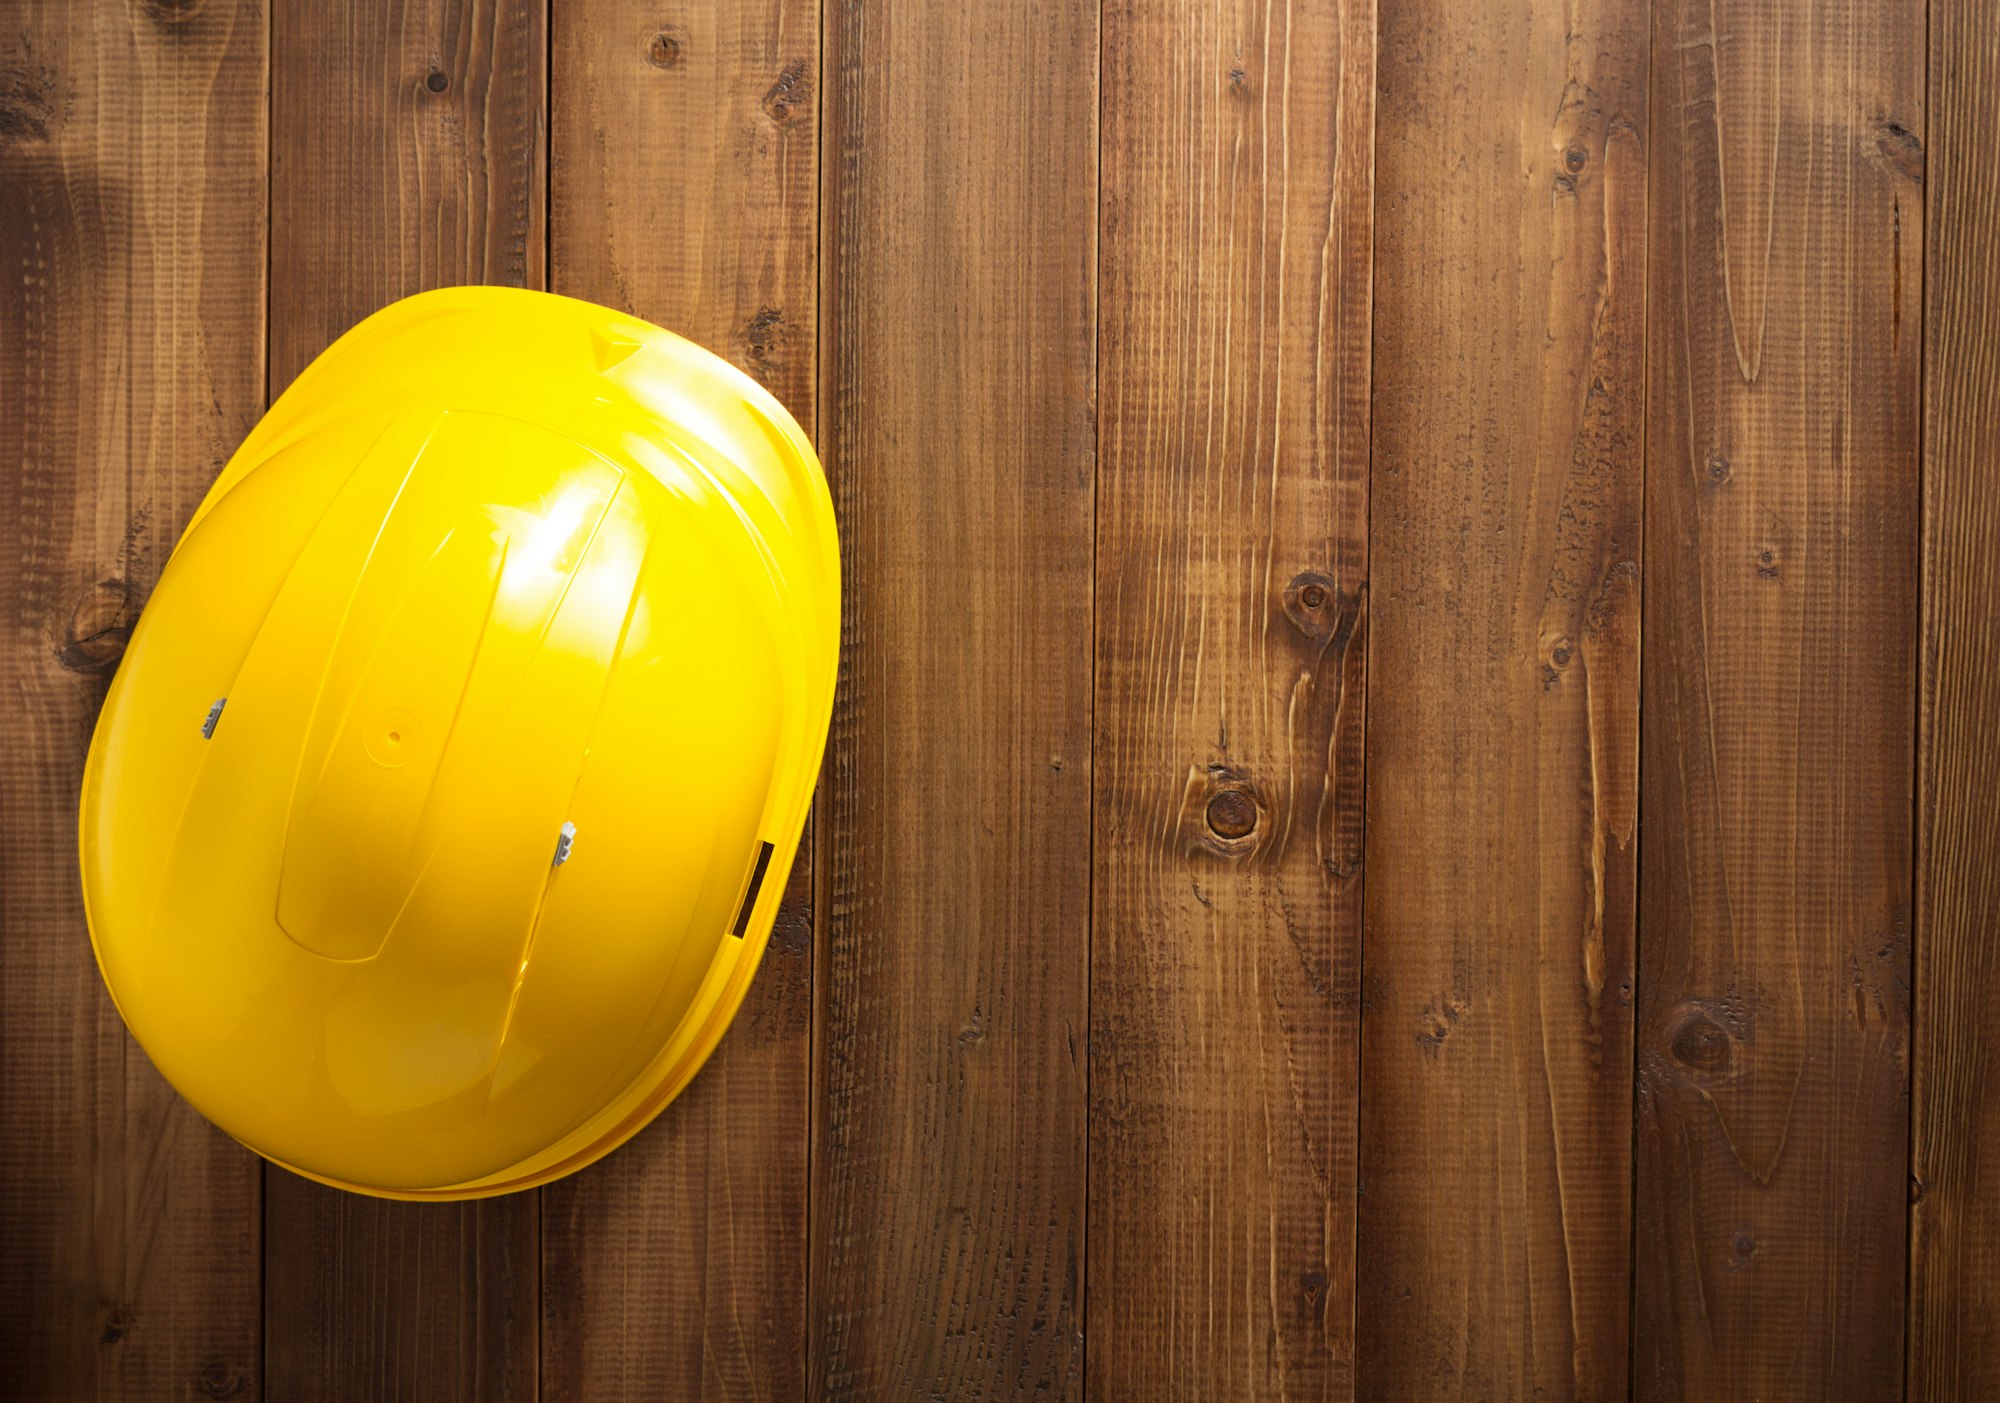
[262,3,546,1399]
[1359,0,1646,1396]
[265,1194,538,1402]
[0,2,267,1398]
[541,6,817,1395]
[1635,0,1921,1396]
[267,0,546,395]
[1089,1,1372,1397]
[1910,5,2000,1397]
[811,0,1096,1394]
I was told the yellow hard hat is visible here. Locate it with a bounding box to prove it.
[78,287,838,1199]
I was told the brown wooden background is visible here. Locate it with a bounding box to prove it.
[1,0,1993,1398]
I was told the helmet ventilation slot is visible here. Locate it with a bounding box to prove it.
[730,841,776,938]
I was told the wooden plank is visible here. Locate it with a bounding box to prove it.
[264,1193,538,1402]
[809,0,1095,1394]
[1908,2,1999,1397]
[261,3,546,1399]
[0,3,267,1399]
[1634,0,1921,1396]
[1088,1,1372,1397]
[1358,0,1646,1395]
[541,29,816,1397]
[267,0,546,395]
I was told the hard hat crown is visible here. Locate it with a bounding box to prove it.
[80,288,838,1198]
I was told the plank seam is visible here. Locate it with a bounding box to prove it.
[807,0,830,1388]
[1081,0,1103,1394]
[1626,6,1653,1396]
[807,0,826,1392]
[260,1,276,1392]
[1355,0,1379,1391]
[1903,0,1933,1394]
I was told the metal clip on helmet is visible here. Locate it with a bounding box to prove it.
[78,288,839,1199]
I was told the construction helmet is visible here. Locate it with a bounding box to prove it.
[78,287,838,1199]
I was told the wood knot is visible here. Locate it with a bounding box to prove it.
[647,27,685,69]
[1281,570,1348,642]
[1205,789,1256,840]
[0,63,57,144]
[1563,145,1588,173]
[99,1304,134,1346]
[142,0,202,25]
[424,68,450,94]
[193,1358,245,1399]
[1416,994,1467,1057]
[763,58,809,124]
[1667,1009,1737,1077]
[1540,633,1576,690]
[57,578,137,675]
[1180,765,1264,859]
[1705,452,1732,488]
[1874,119,1924,183]
[740,305,788,384]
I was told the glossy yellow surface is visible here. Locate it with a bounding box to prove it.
[79,287,838,1199]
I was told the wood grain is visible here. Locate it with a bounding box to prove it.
[1635,0,1921,1396]
[810,0,1096,1394]
[1909,2,2000,1397]
[548,0,816,402]
[1359,0,1645,1396]
[264,1190,538,1403]
[541,5,817,1394]
[0,2,267,1398]
[1088,1,1372,1397]
[268,0,545,395]
[262,3,546,1399]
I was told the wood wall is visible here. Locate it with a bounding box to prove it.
[0,0,1989,1399]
